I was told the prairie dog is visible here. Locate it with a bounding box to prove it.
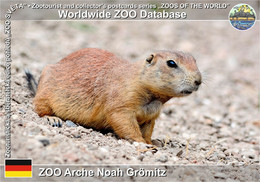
[32,48,202,144]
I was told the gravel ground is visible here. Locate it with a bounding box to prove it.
[0,21,259,181]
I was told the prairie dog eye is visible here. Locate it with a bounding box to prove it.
[166,60,178,68]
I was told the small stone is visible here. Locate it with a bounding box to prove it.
[133,142,140,147]
[107,132,113,137]
[99,147,109,153]
[145,151,153,157]
[39,139,50,147]
[172,156,179,162]
[12,115,19,120]
[80,128,92,134]
[34,135,50,146]
[53,157,63,164]
[214,172,227,179]
[87,144,98,150]
[163,108,174,115]
[95,147,109,159]
[122,154,129,160]
[38,125,51,134]
[248,155,255,159]
[231,122,237,128]
[71,130,81,138]
[99,147,109,156]
[224,150,231,156]
[202,99,211,105]
[206,154,218,161]
[152,139,164,147]
[218,152,226,159]
[65,120,78,127]
[219,127,232,137]
[28,127,42,136]
[156,154,168,163]
[18,109,26,114]
[241,150,255,159]
[98,133,104,137]
[176,150,183,157]
[17,122,23,126]
[137,154,145,161]
[200,141,209,148]
[64,131,70,137]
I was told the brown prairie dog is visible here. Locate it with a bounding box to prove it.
[33,48,202,144]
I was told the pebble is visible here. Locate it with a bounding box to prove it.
[241,150,255,159]
[95,147,109,159]
[169,141,181,148]
[107,132,113,137]
[34,135,50,146]
[219,127,232,137]
[28,127,42,136]
[80,128,92,134]
[231,122,237,128]
[87,144,98,150]
[65,120,78,127]
[125,141,132,147]
[137,154,145,161]
[217,152,226,159]
[38,125,51,134]
[200,142,208,151]
[203,99,212,105]
[206,154,218,161]
[18,109,26,114]
[163,108,174,116]
[214,172,227,179]
[176,150,183,157]
[145,151,153,157]
[53,157,63,164]
[172,156,179,162]
[156,154,168,163]
[133,142,139,147]
[39,139,50,146]
[224,150,231,156]
[152,139,164,147]
[71,130,81,138]
[12,115,19,120]
[64,131,70,137]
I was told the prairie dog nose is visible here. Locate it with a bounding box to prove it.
[194,72,202,86]
[194,80,201,86]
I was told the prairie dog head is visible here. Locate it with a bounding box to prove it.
[141,50,202,97]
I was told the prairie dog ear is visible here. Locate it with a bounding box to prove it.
[146,54,154,64]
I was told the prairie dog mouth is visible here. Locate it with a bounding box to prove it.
[180,90,193,95]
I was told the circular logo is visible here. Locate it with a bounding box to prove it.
[229,4,256,30]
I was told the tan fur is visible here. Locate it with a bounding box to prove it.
[34,48,201,144]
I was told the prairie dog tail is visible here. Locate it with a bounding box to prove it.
[24,69,38,96]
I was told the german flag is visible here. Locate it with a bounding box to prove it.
[5,159,32,178]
